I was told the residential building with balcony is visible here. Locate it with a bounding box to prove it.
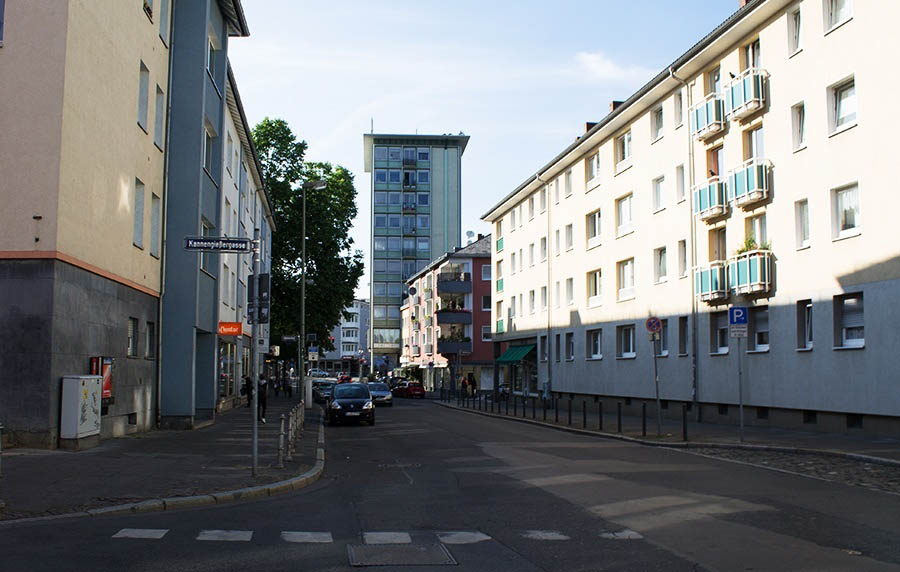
[482,0,900,435]
[399,235,493,392]
[363,133,469,373]
[320,299,370,376]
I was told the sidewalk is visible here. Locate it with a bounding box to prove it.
[0,393,321,521]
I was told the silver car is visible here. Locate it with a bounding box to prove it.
[367,382,393,407]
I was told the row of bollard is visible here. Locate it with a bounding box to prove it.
[278,401,306,469]
[458,392,689,441]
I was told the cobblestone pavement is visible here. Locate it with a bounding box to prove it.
[686,448,900,495]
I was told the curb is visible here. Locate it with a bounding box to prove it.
[0,410,326,527]
[435,401,900,468]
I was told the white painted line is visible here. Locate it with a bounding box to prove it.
[600,529,644,540]
[363,531,412,544]
[525,473,611,487]
[197,530,253,542]
[522,530,570,541]
[281,531,333,543]
[112,528,169,539]
[437,531,492,545]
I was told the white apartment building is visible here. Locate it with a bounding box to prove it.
[483,0,900,435]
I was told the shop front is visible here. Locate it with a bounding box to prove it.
[496,344,537,396]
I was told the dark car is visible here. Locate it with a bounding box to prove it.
[326,383,375,425]
[390,382,408,397]
[367,382,393,406]
[313,381,336,404]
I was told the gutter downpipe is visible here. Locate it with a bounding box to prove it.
[535,173,551,403]
[669,66,701,423]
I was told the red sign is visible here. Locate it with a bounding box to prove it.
[645,317,661,333]
[218,322,242,335]
[90,356,113,400]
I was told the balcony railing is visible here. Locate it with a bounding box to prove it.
[437,271,471,282]
[693,177,729,222]
[728,158,770,209]
[411,345,420,356]
[495,319,504,334]
[435,308,472,325]
[727,250,772,295]
[724,67,767,120]
[402,226,417,235]
[496,278,504,292]
[437,340,472,354]
[437,271,472,294]
[689,92,725,141]
[496,236,504,252]
[402,203,417,213]
[424,343,434,355]
[694,261,728,303]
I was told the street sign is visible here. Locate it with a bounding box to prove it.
[183,236,252,253]
[729,306,748,338]
[308,351,318,361]
[282,335,297,342]
[306,333,317,341]
[645,316,661,333]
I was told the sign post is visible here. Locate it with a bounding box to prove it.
[729,306,748,442]
[646,317,663,436]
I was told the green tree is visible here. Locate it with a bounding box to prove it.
[251,118,363,352]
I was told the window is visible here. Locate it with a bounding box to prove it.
[796,200,810,248]
[749,307,770,351]
[541,286,547,310]
[831,79,856,131]
[616,194,633,235]
[154,86,165,148]
[788,7,801,54]
[564,169,573,197]
[586,210,601,249]
[417,237,430,252]
[158,0,170,43]
[586,152,600,184]
[656,319,669,356]
[651,106,664,141]
[587,329,602,359]
[519,293,523,316]
[565,333,575,360]
[225,135,233,174]
[374,169,387,184]
[747,214,767,246]
[137,62,150,131]
[511,209,517,229]
[617,259,634,301]
[652,176,665,211]
[145,322,156,358]
[529,290,535,314]
[388,147,401,161]
[678,240,687,278]
[797,299,813,349]
[678,316,688,355]
[133,179,145,248]
[374,146,388,161]
[554,281,560,308]
[825,0,852,31]
[373,237,387,252]
[674,91,683,127]
[203,128,214,173]
[707,66,721,95]
[528,196,535,220]
[540,335,548,362]
[388,191,401,205]
[417,147,430,161]
[388,214,401,228]
[206,36,217,78]
[743,38,761,70]
[510,252,517,274]
[200,220,213,271]
[222,263,230,303]
[835,293,864,348]
[792,102,806,150]
[388,170,401,184]
[553,180,559,204]
[587,269,601,307]
[675,165,685,202]
[555,229,560,255]
[565,278,574,305]
[746,125,764,160]
[654,247,667,283]
[555,334,561,362]
[616,325,635,358]
[529,243,535,267]
[128,317,139,357]
[374,215,387,228]
[615,131,632,170]
[481,295,491,310]
[832,184,859,239]
[150,193,161,257]
[417,192,430,206]
[481,326,492,342]
[374,192,387,205]
[540,237,547,261]
[711,311,729,354]
[342,328,359,338]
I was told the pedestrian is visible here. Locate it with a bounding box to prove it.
[258,373,268,423]
[461,377,469,398]
[241,376,253,407]
[469,376,477,397]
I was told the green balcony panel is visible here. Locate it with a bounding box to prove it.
[496,237,504,252]
[496,319,504,334]
[496,278,504,292]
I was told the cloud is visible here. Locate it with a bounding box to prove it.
[572,51,658,85]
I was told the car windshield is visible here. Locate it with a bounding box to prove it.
[368,383,389,391]
[334,385,370,399]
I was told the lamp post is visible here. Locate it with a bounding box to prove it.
[301,180,327,409]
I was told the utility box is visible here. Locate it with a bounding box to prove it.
[60,375,102,450]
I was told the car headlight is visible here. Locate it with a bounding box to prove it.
[384,394,391,400]
[363,401,374,410]
[330,401,342,409]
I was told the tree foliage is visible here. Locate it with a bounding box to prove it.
[251,118,364,352]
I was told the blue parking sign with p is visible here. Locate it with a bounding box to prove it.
[729,307,748,325]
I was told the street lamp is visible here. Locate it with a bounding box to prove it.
[301,180,327,409]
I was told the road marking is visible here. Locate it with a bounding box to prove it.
[363,532,412,544]
[196,530,253,542]
[600,529,644,540]
[437,531,492,544]
[112,528,168,539]
[281,531,333,543]
[524,473,611,487]
[522,530,570,541]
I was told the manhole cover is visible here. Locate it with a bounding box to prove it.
[347,543,457,566]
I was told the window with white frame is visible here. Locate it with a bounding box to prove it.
[674,91,684,127]
[652,176,665,211]
[586,210,601,249]
[529,243,535,267]
[554,334,561,362]
[539,187,547,212]
[481,295,492,311]
[587,269,601,308]
[555,229,560,256]
[654,247,667,283]
[138,62,150,131]
[529,290,535,314]
[554,281,560,308]
[203,128,215,173]
[656,319,669,356]
[792,102,806,150]
[541,286,547,310]
[528,196,535,220]
[678,239,687,278]
[540,335,548,361]
[651,106,664,141]
[518,204,523,227]
[519,293,524,317]
[586,152,600,185]
[830,78,856,132]
[150,193,161,257]
[749,306,770,351]
[565,224,573,250]
[743,38,761,70]
[616,325,635,358]
[711,311,729,354]
[824,0,852,32]
[587,329,602,359]
[747,213,767,246]
[154,86,165,148]
[127,317,139,357]
[617,258,635,300]
[565,332,574,360]
[226,135,233,174]
[796,199,810,248]
[797,299,813,349]
[554,180,559,204]
[565,169,573,197]
[616,194,633,235]
[676,165,685,202]
[481,325,492,341]
[495,219,502,239]
[788,7,801,54]
[835,293,864,348]
[133,178,145,248]
[511,208,516,229]
[511,252,517,274]
[540,237,547,261]
[565,277,574,305]
[832,184,859,239]
[615,131,632,170]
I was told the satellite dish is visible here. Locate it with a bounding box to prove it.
[466,230,474,238]
[408,286,417,295]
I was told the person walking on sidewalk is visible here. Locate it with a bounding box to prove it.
[258,373,268,423]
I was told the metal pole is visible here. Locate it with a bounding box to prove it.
[277,414,285,469]
[302,184,311,410]
[682,403,688,441]
[653,336,662,437]
[251,228,260,477]
[582,401,586,429]
[598,401,603,431]
[617,402,622,433]
[738,336,744,442]
[286,411,294,462]
[642,403,647,437]
[567,398,572,426]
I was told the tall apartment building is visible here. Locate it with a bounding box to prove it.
[363,133,469,372]
[400,235,493,392]
[320,299,370,376]
[483,0,900,435]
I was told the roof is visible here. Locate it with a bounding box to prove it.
[406,234,493,284]
[481,0,775,221]
[363,133,470,172]
[218,0,250,37]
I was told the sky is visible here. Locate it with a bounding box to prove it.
[228,1,741,298]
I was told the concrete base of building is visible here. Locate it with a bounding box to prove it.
[58,434,100,451]
[158,416,196,430]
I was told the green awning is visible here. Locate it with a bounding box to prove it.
[496,344,536,364]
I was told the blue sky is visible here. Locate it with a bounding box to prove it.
[228,1,741,297]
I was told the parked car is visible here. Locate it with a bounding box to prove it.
[313,381,336,403]
[405,381,426,399]
[367,382,393,406]
[326,383,375,425]
[307,368,328,378]
[390,382,408,397]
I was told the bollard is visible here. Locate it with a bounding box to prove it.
[0,423,3,477]
[277,414,286,469]
[642,403,647,437]
[542,397,546,421]
[682,403,688,441]
[567,398,572,426]
[506,395,509,416]
[617,402,623,433]
[582,401,587,429]
[532,397,536,419]
[598,401,603,431]
[555,397,559,423]
[286,412,294,461]
[513,394,518,417]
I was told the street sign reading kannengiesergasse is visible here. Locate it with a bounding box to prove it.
[183,236,252,253]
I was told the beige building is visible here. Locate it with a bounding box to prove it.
[483,0,900,435]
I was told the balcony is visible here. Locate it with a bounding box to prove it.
[724,68,767,121]
[402,248,416,257]
[424,315,433,326]
[495,319,504,334]
[411,345,420,356]
[402,226,417,235]
[496,278,504,293]
[424,343,434,355]
[402,203,417,213]
[728,250,772,295]
[695,261,728,303]
[436,271,472,294]
[402,156,417,168]
[496,236,504,252]
[437,340,472,354]
[435,308,472,325]
[689,93,725,141]
[728,158,770,209]
[693,177,729,222]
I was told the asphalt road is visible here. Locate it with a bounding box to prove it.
[3,399,899,571]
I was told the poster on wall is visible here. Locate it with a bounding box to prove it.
[89,356,115,405]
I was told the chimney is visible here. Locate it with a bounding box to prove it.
[477,233,485,240]
[609,100,624,112]
[739,0,749,6]
[585,122,597,133]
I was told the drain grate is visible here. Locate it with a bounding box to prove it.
[347,543,457,566]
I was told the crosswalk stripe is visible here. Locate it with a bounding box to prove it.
[363,532,412,544]
[112,528,169,539]
[197,530,253,542]
[522,530,570,541]
[281,531,333,543]
[437,531,492,544]
[600,529,643,540]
